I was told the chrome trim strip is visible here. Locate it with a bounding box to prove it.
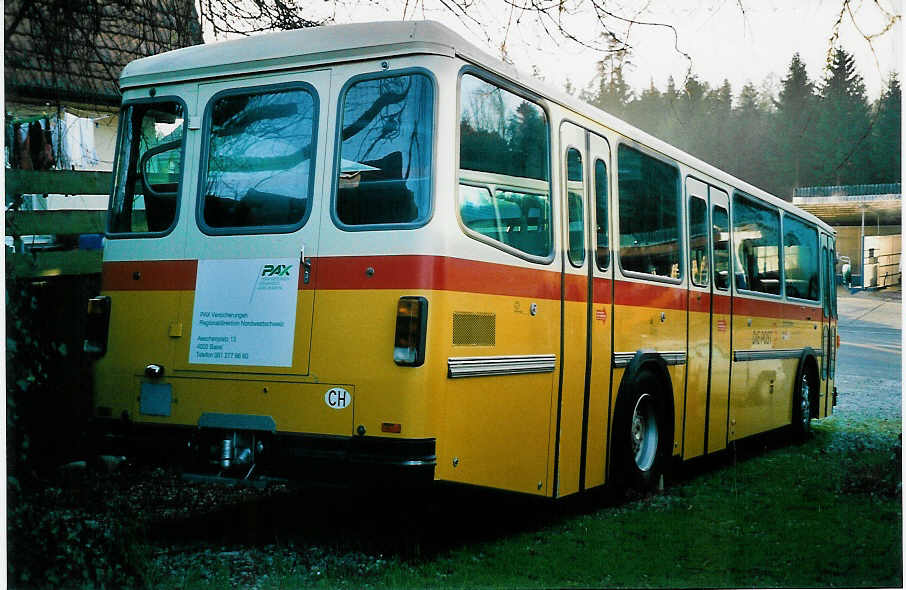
[660,351,687,366]
[447,354,556,378]
[612,351,686,368]
[733,348,819,362]
[613,352,635,368]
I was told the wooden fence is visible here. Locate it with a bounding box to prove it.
[6,169,110,278]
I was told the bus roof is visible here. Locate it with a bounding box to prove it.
[120,20,833,233]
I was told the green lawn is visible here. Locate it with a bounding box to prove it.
[148,417,901,589]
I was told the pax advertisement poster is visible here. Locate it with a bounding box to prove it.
[189,258,299,367]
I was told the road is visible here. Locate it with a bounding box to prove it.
[834,289,901,424]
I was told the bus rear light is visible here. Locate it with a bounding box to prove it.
[393,296,427,366]
[84,296,111,357]
[836,333,840,348]
[381,422,402,433]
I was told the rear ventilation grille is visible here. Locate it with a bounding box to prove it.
[452,312,496,346]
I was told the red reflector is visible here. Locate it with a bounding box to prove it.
[381,422,402,434]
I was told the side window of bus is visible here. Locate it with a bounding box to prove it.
[689,195,709,287]
[617,145,680,279]
[595,159,609,270]
[712,204,730,290]
[201,86,316,231]
[783,215,819,301]
[336,72,434,226]
[458,73,551,258]
[109,100,185,234]
[733,194,781,295]
[823,245,831,316]
[829,248,837,317]
[566,148,585,266]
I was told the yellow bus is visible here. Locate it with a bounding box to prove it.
[86,21,838,496]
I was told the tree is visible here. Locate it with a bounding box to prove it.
[731,82,772,188]
[871,73,901,182]
[814,47,873,185]
[586,35,634,118]
[773,53,818,194]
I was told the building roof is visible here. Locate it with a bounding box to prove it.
[4,0,203,107]
[793,185,901,226]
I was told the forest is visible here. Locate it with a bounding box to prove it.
[576,46,901,200]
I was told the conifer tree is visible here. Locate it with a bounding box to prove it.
[815,47,873,185]
[871,73,901,182]
[774,53,817,196]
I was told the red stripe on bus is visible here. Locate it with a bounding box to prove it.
[592,277,613,304]
[102,260,198,291]
[713,292,731,315]
[315,255,565,300]
[784,302,822,321]
[733,296,786,319]
[613,280,686,311]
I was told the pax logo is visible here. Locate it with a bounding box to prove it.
[261,264,293,277]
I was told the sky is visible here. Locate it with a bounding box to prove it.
[296,0,903,102]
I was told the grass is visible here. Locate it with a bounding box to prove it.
[146,417,901,589]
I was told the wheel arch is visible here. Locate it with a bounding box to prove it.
[611,350,677,475]
[795,347,821,419]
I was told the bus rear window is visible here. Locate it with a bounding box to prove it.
[335,72,434,227]
[201,86,316,232]
[109,100,185,235]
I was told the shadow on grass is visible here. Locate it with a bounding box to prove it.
[148,479,622,559]
[147,427,809,561]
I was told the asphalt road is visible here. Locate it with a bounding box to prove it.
[837,292,901,378]
[834,289,901,424]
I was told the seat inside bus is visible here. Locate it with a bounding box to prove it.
[337,151,418,225]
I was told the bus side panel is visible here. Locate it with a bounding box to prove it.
[612,281,687,459]
[707,293,731,453]
[583,277,613,490]
[683,292,710,459]
[730,297,784,440]
[434,265,559,496]
[556,281,589,497]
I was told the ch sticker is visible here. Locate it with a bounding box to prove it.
[325,387,351,409]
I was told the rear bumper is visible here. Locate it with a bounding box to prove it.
[90,418,436,483]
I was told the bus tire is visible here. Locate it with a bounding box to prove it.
[612,368,668,494]
[792,364,815,440]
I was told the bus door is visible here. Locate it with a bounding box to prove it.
[683,178,710,459]
[555,121,591,497]
[583,132,613,489]
[707,188,732,453]
[175,70,331,376]
[820,233,836,416]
